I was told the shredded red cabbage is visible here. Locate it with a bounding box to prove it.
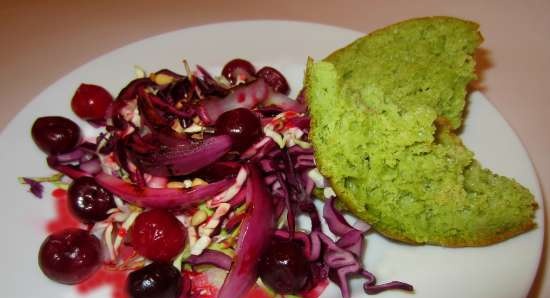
[323,196,355,237]
[21,177,44,199]
[79,157,102,175]
[185,249,232,271]
[47,155,91,180]
[272,195,413,298]
[196,65,231,98]
[321,198,413,297]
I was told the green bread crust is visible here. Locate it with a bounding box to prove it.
[305,17,537,247]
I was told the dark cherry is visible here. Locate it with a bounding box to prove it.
[38,228,102,285]
[221,58,256,85]
[215,108,262,152]
[256,66,290,95]
[126,262,182,298]
[130,209,186,262]
[31,116,81,154]
[259,238,310,294]
[71,83,113,121]
[68,176,115,223]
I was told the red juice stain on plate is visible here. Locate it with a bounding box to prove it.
[242,279,328,298]
[76,269,129,298]
[47,188,80,233]
[301,278,329,298]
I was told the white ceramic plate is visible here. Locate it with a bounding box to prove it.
[0,21,543,298]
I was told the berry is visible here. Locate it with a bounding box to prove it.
[215,108,262,152]
[256,66,290,95]
[126,262,183,298]
[68,176,115,223]
[31,116,81,154]
[38,228,102,285]
[71,83,113,121]
[130,209,186,262]
[221,59,256,85]
[259,238,310,294]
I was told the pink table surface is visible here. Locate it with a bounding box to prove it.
[1,0,548,297]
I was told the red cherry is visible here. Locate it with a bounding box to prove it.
[126,262,183,298]
[38,228,102,285]
[130,209,186,262]
[215,108,262,152]
[71,83,113,121]
[67,176,115,223]
[259,238,310,294]
[256,67,290,95]
[31,116,81,155]
[221,59,256,85]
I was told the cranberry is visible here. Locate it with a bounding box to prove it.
[31,116,81,154]
[68,176,115,223]
[38,228,102,285]
[221,59,256,85]
[259,238,310,294]
[130,209,186,262]
[126,262,183,298]
[215,108,262,152]
[256,66,290,95]
[71,83,113,121]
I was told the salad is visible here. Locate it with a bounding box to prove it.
[22,58,413,298]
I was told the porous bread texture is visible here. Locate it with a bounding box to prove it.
[306,17,537,246]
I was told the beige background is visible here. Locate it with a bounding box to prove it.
[1,0,548,297]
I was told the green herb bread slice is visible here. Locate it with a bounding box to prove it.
[305,17,537,247]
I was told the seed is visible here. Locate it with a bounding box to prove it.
[166,181,184,188]
[191,178,208,187]
[171,119,185,133]
[183,180,193,188]
[152,73,174,85]
[191,210,208,226]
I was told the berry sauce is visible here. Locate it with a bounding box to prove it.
[47,189,79,233]
[76,269,128,298]
[301,279,330,298]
